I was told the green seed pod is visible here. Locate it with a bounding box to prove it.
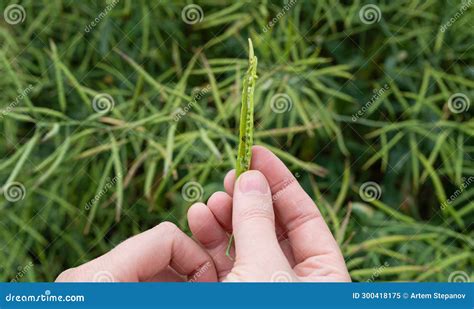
[227,38,258,257]
[236,39,258,178]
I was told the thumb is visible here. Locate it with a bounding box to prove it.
[232,170,281,262]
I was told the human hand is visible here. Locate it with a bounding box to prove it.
[187,146,351,282]
[55,222,217,282]
[56,146,349,283]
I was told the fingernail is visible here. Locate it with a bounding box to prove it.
[238,171,268,194]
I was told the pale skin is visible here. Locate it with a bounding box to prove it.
[56,146,350,282]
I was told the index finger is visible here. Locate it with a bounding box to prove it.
[56,222,217,282]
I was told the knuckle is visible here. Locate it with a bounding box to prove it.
[153,221,181,242]
[55,268,77,282]
[156,221,178,233]
[287,208,321,232]
[238,201,274,224]
[271,175,297,197]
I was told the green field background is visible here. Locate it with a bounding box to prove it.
[0,0,472,282]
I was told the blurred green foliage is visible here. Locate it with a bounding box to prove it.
[0,0,472,282]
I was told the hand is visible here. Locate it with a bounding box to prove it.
[187,146,351,282]
[56,222,217,282]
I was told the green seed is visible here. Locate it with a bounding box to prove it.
[226,38,258,258]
